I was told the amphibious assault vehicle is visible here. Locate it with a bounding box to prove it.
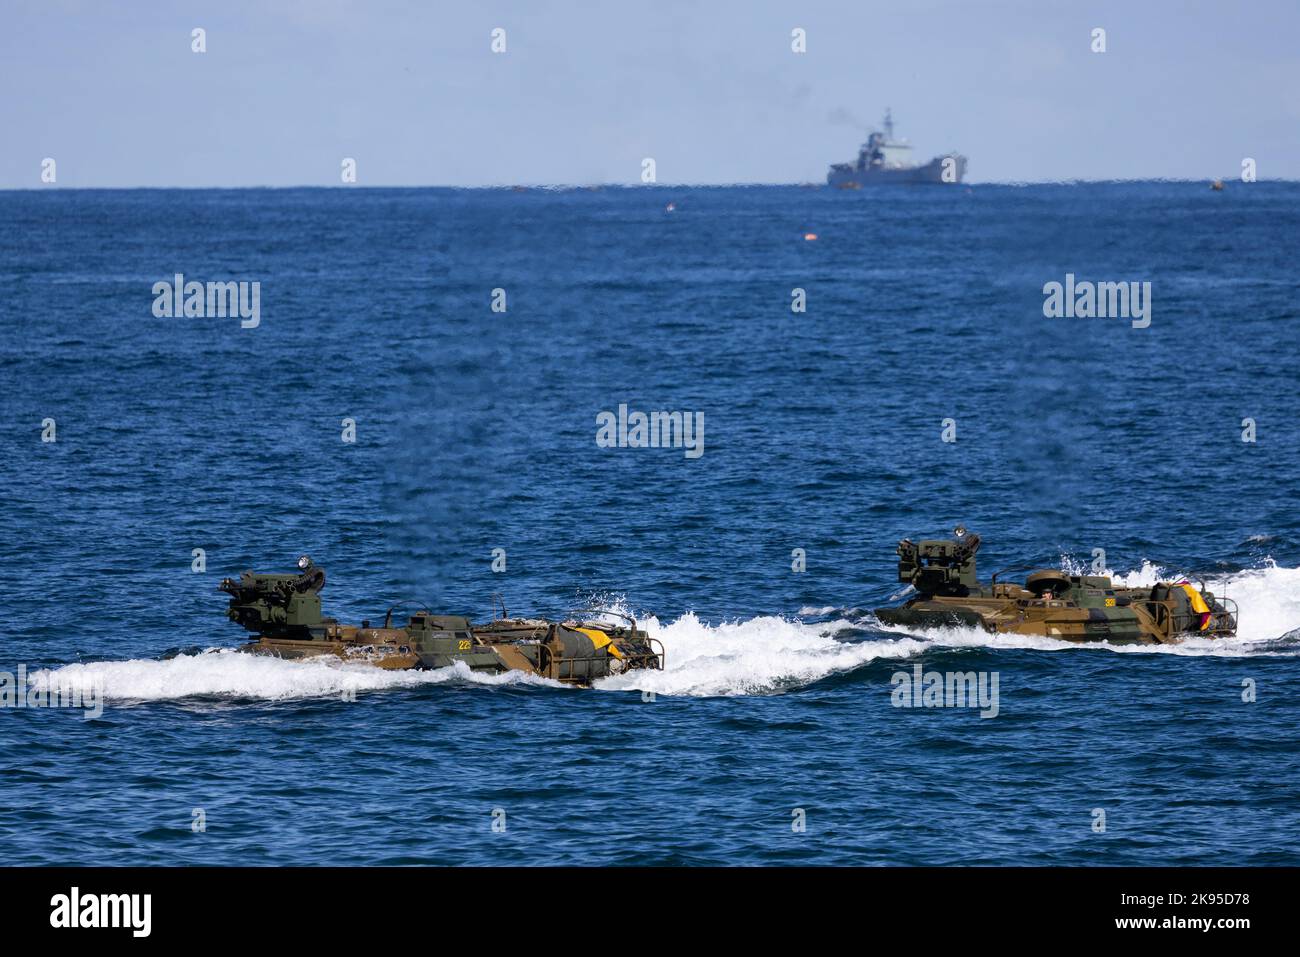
[873,528,1237,644]
[218,557,664,685]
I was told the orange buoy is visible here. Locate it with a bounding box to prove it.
[803,232,818,241]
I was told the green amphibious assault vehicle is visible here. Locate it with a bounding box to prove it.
[218,557,664,685]
[873,528,1237,644]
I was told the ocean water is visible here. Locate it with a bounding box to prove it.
[2,183,1299,865]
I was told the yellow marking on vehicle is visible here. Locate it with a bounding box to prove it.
[1178,584,1212,629]
[572,626,624,659]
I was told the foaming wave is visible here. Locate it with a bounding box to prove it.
[797,605,839,616]
[27,650,563,703]
[596,611,927,697]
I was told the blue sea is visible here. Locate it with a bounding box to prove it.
[2,183,1298,866]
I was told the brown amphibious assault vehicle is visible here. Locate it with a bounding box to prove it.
[218,557,663,685]
[873,528,1237,644]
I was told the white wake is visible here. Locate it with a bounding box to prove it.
[24,562,1298,703]
[25,650,562,704]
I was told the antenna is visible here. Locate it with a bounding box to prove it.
[883,108,894,139]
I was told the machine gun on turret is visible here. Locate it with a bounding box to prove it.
[218,554,329,640]
[895,526,983,598]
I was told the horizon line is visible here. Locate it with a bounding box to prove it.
[3,177,1289,193]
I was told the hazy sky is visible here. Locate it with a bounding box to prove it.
[4,0,1299,187]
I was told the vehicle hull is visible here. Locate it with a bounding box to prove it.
[237,618,664,686]
[874,599,1158,644]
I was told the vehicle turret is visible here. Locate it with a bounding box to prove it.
[896,526,982,597]
[218,555,328,640]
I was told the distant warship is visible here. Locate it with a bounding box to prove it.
[827,109,966,187]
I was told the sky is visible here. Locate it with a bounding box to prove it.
[3,0,1299,187]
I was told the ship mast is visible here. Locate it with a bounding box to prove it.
[883,107,894,140]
